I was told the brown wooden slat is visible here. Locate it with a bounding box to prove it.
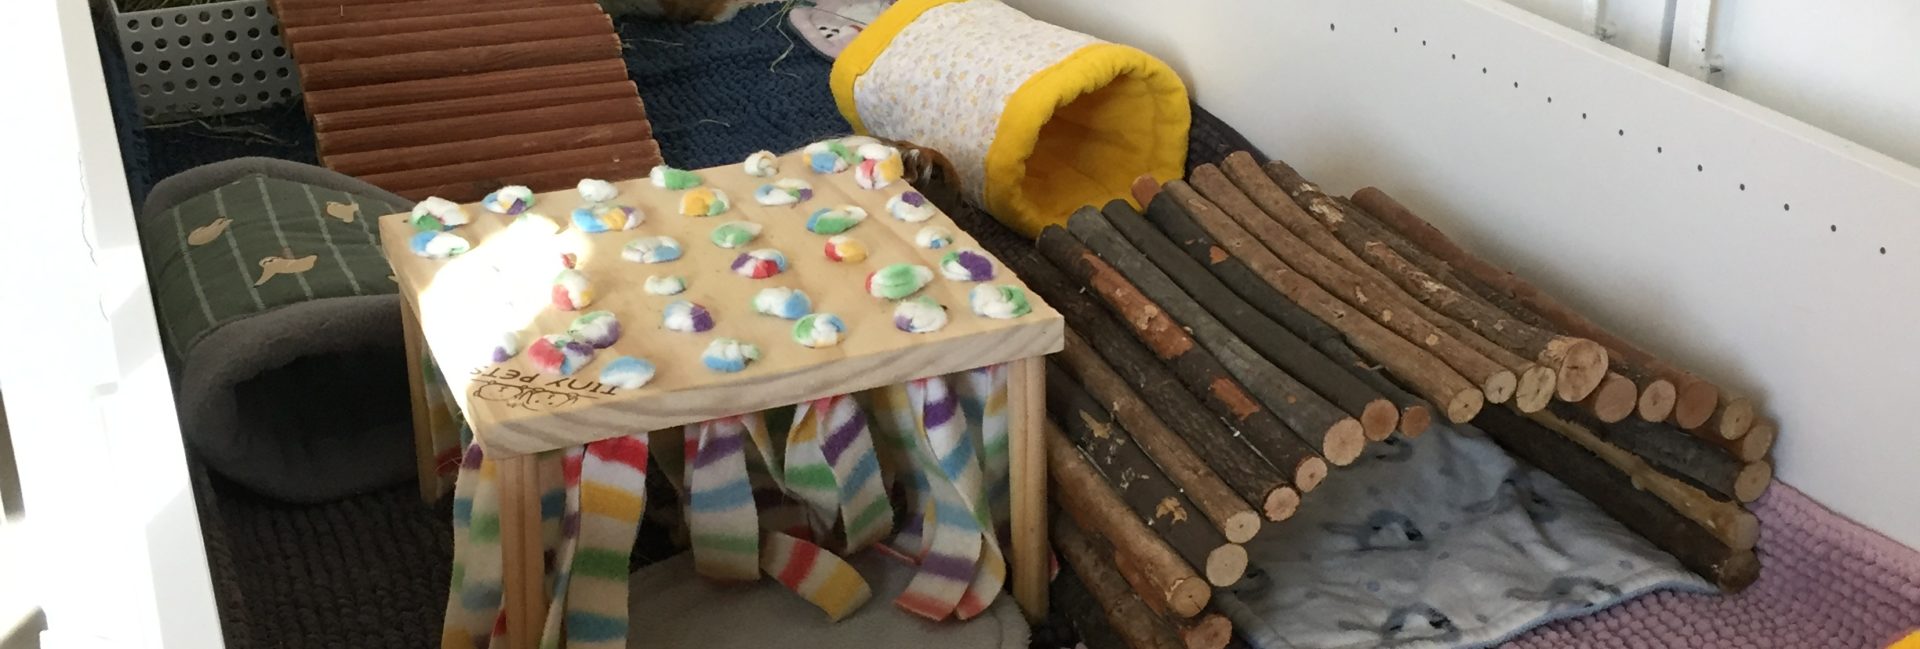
[284,4,607,44]
[278,0,591,28]
[299,33,619,91]
[388,146,662,202]
[302,59,630,114]
[325,122,652,177]
[360,141,659,193]
[318,96,644,156]
[293,14,613,63]
[314,80,638,133]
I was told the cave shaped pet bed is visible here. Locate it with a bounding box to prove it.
[831,0,1190,237]
[140,157,415,502]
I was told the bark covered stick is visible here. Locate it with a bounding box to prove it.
[1710,417,1776,463]
[1050,366,1250,587]
[1158,181,1485,424]
[1038,227,1334,484]
[1067,209,1368,465]
[1112,551,1236,649]
[1144,193,1435,438]
[1048,422,1212,616]
[1052,517,1188,649]
[1474,406,1760,591]
[1207,160,1545,409]
[1185,168,1521,406]
[1099,200,1400,440]
[1705,397,1758,441]
[1349,186,1723,428]
[1057,339,1267,542]
[1551,402,1772,503]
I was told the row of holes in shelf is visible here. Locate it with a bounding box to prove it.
[132,48,288,75]
[1329,21,1887,256]
[124,5,268,30]
[139,88,295,117]
[135,68,292,95]
[128,25,281,54]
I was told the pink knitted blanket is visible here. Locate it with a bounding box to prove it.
[1506,482,1920,648]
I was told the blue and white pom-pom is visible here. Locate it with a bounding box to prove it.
[751,287,812,320]
[791,313,845,349]
[622,236,683,264]
[644,274,686,296]
[567,310,622,348]
[571,204,644,233]
[914,225,955,250]
[409,231,470,258]
[481,185,535,215]
[743,150,779,177]
[702,338,761,373]
[969,284,1032,320]
[886,191,936,223]
[753,178,814,206]
[892,296,949,334]
[803,139,858,174]
[599,356,656,390]
[576,178,619,203]
[409,196,470,230]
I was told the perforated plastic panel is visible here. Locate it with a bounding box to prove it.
[113,0,300,123]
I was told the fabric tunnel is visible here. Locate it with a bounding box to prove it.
[830,0,1192,238]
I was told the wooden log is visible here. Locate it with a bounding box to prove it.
[1099,200,1399,441]
[1068,209,1368,465]
[1048,421,1212,616]
[284,4,610,44]
[393,155,656,203]
[1050,366,1248,587]
[1208,160,1543,409]
[302,59,632,115]
[326,121,651,177]
[291,14,614,64]
[1552,402,1771,503]
[1582,372,1639,423]
[1349,186,1724,428]
[1038,227,1334,481]
[1474,405,1760,591]
[1111,550,1234,649]
[1052,566,1129,649]
[314,80,638,134]
[357,140,659,194]
[1133,174,1163,209]
[1187,167,1521,406]
[1710,417,1775,463]
[1052,518,1187,649]
[1056,342,1265,542]
[277,0,591,28]
[1143,193,1435,438]
[1705,397,1757,441]
[318,96,645,157]
[298,33,620,92]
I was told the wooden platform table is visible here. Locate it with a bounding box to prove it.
[379,151,1062,647]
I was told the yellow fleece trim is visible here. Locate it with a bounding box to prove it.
[983,42,1190,237]
[829,0,962,135]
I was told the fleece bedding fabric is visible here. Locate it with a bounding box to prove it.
[1215,423,1712,649]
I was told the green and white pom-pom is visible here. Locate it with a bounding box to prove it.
[599,355,656,390]
[751,287,812,320]
[791,313,845,348]
[621,236,683,264]
[409,196,470,231]
[865,263,934,300]
[408,230,469,258]
[481,185,535,215]
[567,310,623,348]
[577,178,619,203]
[892,296,949,334]
[753,178,814,206]
[970,284,1032,319]
[644,274,687,296]
[743,150,779,177]
[709,221,763,249]
[804,139,858,173]
[679,187,731,217]
[649,165,703,190]
[702,338,761,373]
[805,206,868,235]
[914,225,955,250]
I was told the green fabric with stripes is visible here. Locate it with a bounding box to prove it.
[139,173,406,362]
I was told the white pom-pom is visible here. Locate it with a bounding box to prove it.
[577,178,619,203]
[743,150,779,177]
[644,275,687,296]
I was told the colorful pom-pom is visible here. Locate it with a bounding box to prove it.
[551,269,594,311]
[915,225,955,250]
[752,287,812,320]
[822,235,868,263]
[622,236,683,264]
[679,187,731,217]
[409,231,470,258]
[805,206,868,235]
[567,310,622,348]
[650,165,702,190]
[570,203,644,233]
[804,140,857,173]
[893,297,949,334]
[599,356,655,390]
[644,274,687,295]
[481,185,535,215]
[528,334,595,375]
[792,313,845,348]
[702,338,761,373]
[409,196,470,230]
[854,145,904,190]
[511,212,561,235]
[939,249,996,282]
[840,135,882,149]
[886,191,936,222]
[709,221,763,249]
[753,178,814,206]
[731,249,788,279]
[866,263,934,300]
[662,300,715,333]
[970,284,1032,319]
[491,332,523,363]
[743,150,779,177]
[577,178,619,203]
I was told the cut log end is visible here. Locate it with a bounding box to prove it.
[1672,380,1721,429]
[1294,457,1329,494]
[1168,577,1212,619]
[1735,461,1773,503]
[1717,550,1761,593]
[1399,404,1434,438]
[1222,511,1263,544]
[1512,365,1558,413]
[1445,389,1487,424]
[1482,369,1519,404]
[1717,398,1757,440]
[1263,486,1301,522]
[1736,419,1777,463]
[1131,174,1161,208]
[1205,544,1250,587]
[1585,372,1639,423]
[1323,419,1368,466]
[1550,339,1610,402]
[1726,510,1762,552]
[1183,614,1234,649]
[1636,379,1679,423]
[1360,399,1401,442]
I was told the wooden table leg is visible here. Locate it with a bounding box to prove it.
[497,453,549,649]
[1008,356,1050,621]
[401,301,443,503]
